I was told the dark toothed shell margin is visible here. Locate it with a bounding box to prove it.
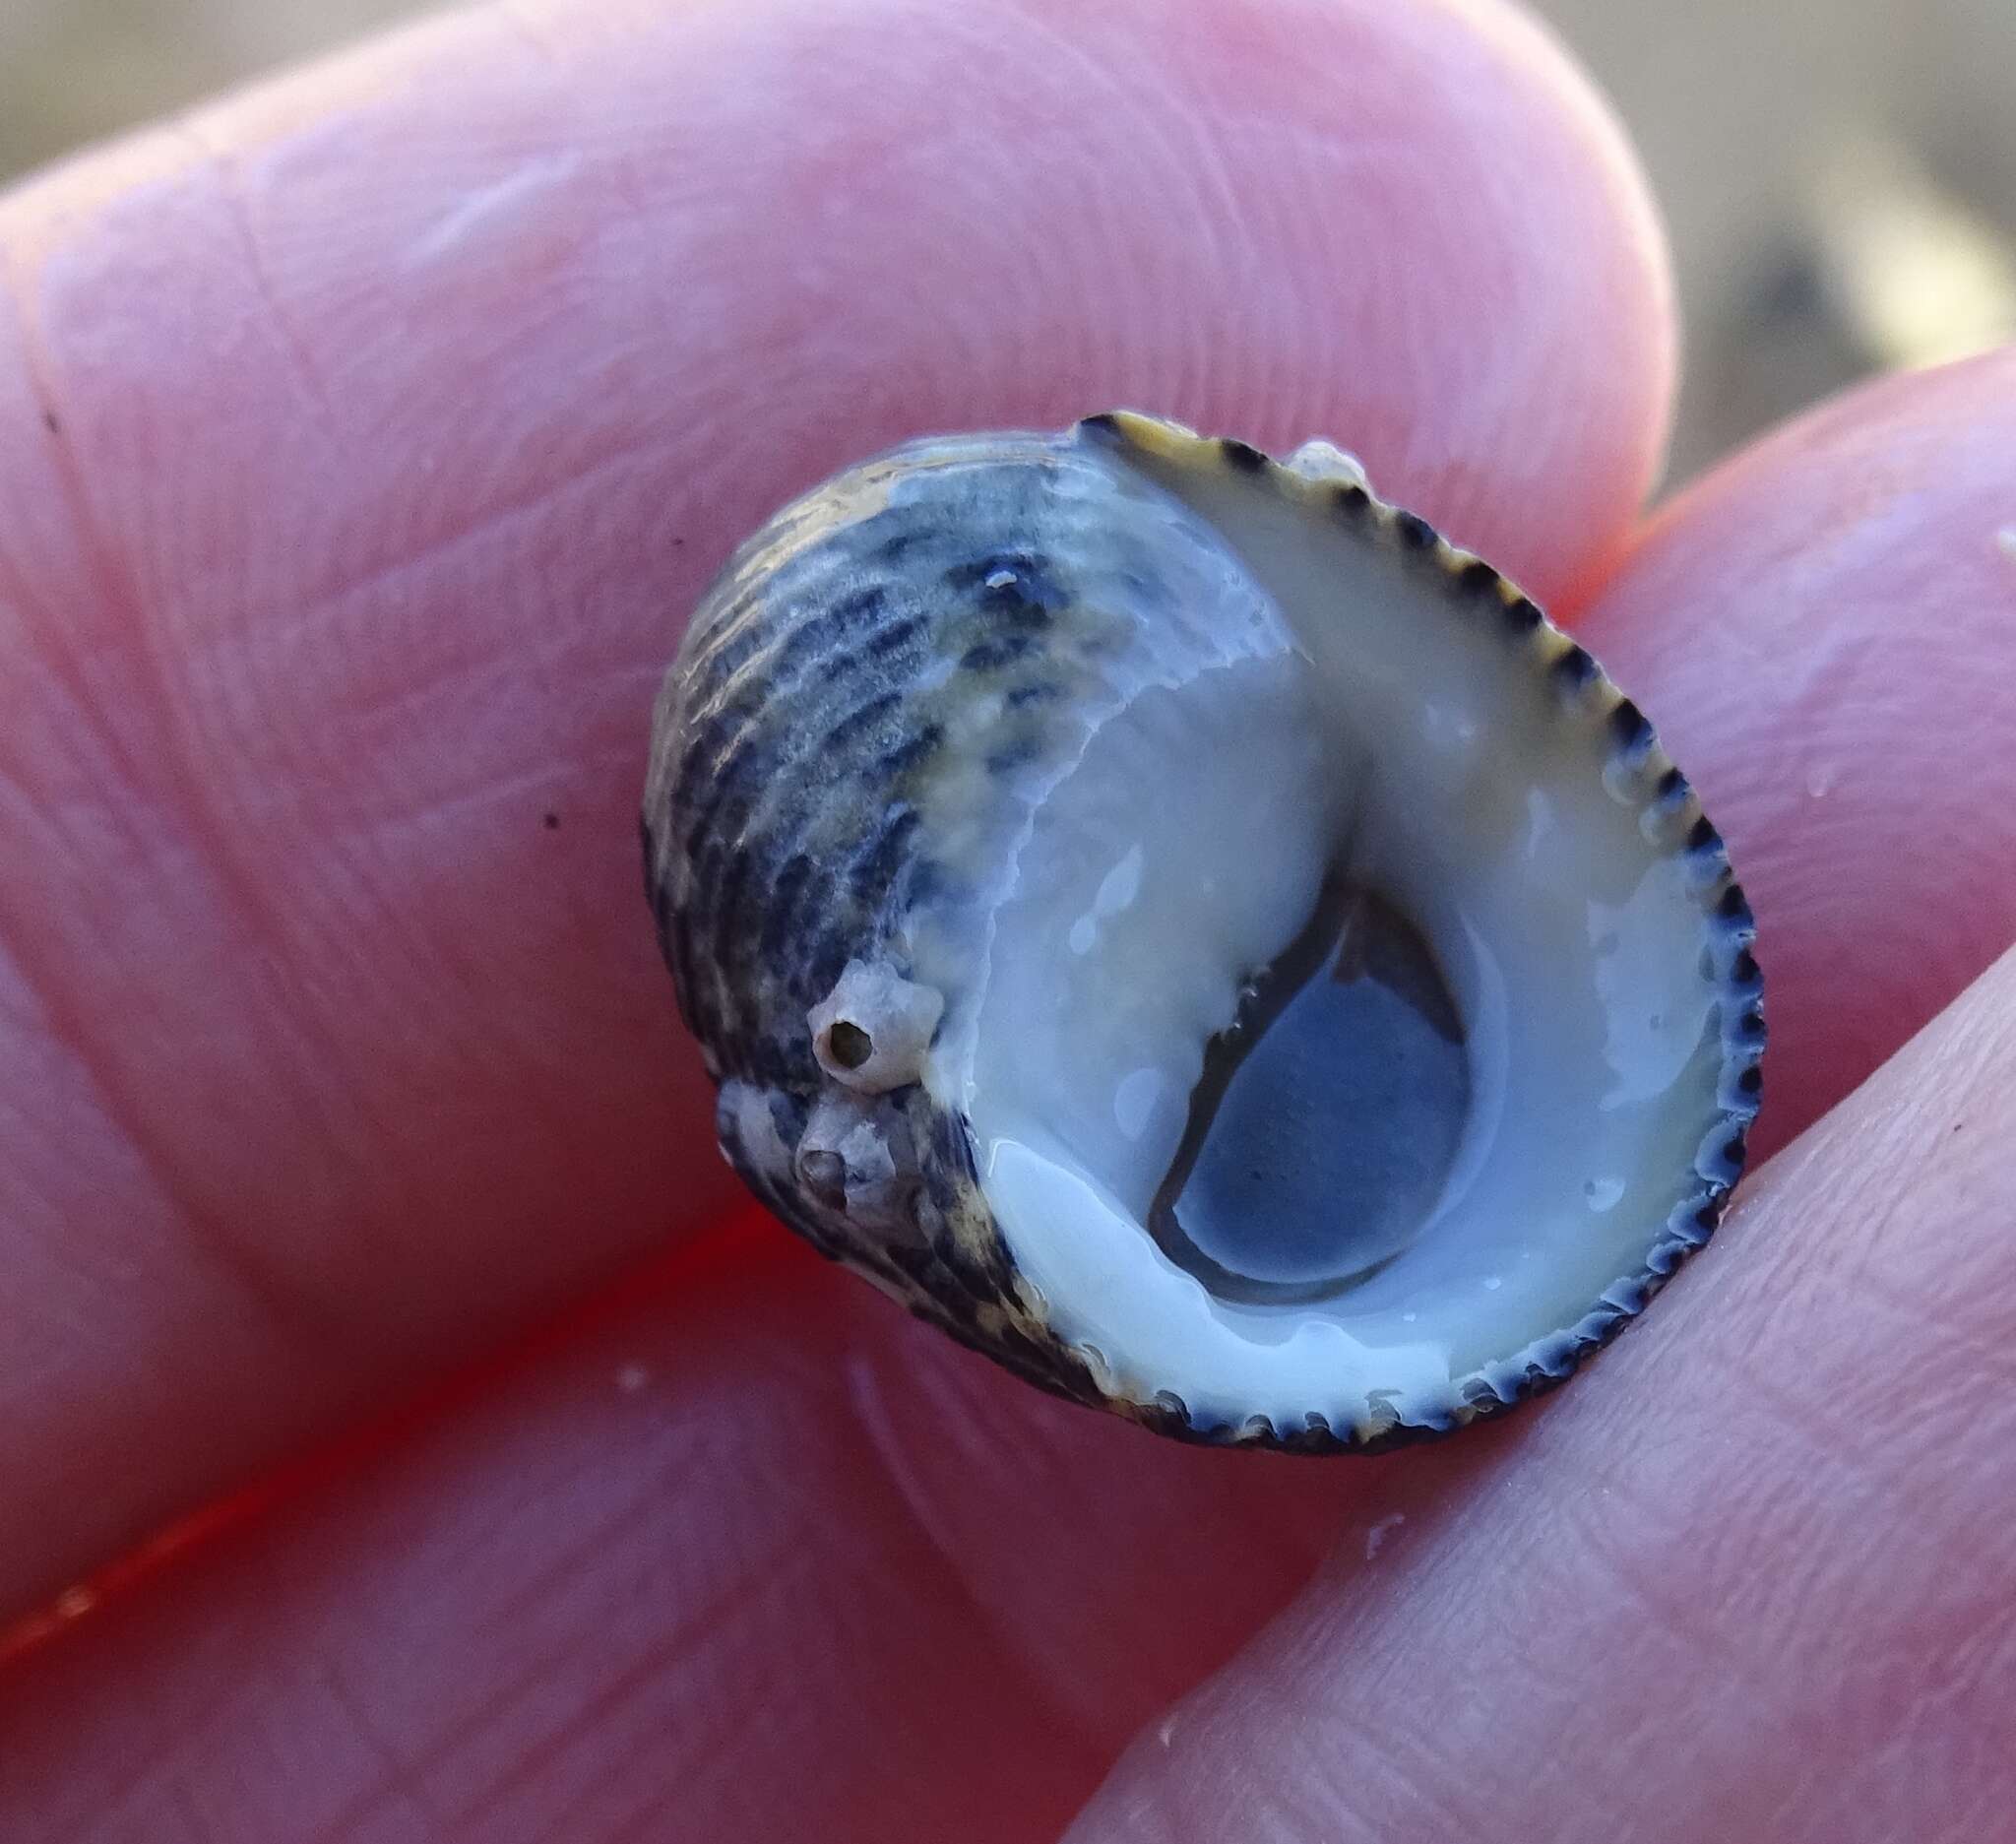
[1032,412,1765,1454]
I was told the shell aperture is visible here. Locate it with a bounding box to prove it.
[1147,877,1472,1304]
[643,413,1762,1450]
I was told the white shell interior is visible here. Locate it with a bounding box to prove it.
[935,442,1728,1439]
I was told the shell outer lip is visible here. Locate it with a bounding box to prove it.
[647,409,1765,1455]
[1052,412,1763,1452]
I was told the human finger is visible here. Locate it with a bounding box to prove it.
[0,0,1673,1621]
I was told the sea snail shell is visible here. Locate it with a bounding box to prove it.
[643,413,1762,1452]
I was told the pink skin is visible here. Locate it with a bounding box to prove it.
[0,1,2009,1838]
[0,0,1667,1621]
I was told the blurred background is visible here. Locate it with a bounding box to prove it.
[2,0,2011,486]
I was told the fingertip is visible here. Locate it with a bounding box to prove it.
[0,0,1678,1623]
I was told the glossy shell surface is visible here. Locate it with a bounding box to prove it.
[644,413,1762,1450]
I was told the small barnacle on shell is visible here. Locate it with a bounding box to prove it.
[642,413,1762,1451]
[807,959,945,1093]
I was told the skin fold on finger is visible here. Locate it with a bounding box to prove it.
[0,0,1672,1622]
[1068,941,2016,1844]
[0,1220,1349,1844]
[1576,348,2016,1160]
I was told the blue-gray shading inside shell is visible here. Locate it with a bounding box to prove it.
[643,412,1762,1452]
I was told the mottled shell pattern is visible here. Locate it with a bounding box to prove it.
[644,413,1762,1451]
